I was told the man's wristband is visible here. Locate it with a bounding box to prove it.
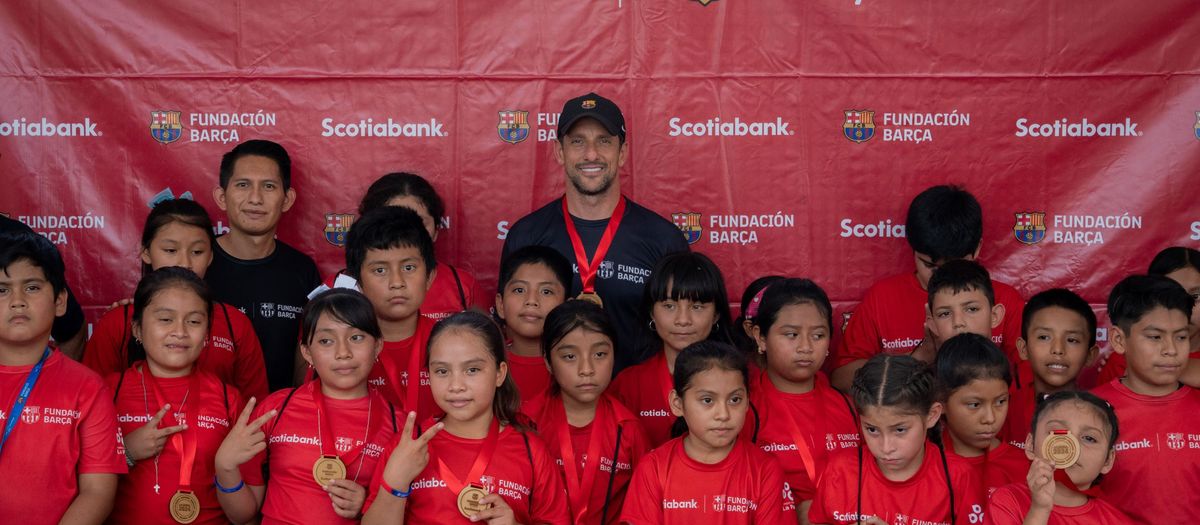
[214,476,245,493]
[382,480,411,498]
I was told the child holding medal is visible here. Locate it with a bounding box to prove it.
[363,311,569,524]
[108,267,243,525]
[987,391,1132,524]
[214,289,399,524]
[524,300,651,524]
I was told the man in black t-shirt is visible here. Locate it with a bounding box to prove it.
[206,140,320,391]
[502,93,688,373]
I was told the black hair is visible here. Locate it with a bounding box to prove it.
[1021,288,1098,347]
[669,341,750,438]
[851,354,937,416]
[1107,274,1195,333]
[1148,246,1200,277]
[358,172,446,223]
[301,288,383,347]
[497,245,572,294]
[640,252,734,355]
[344,206,436,280]
[0,229,67,296]
[1031,390,1119,449]
[427,311,527,431]
[732,275,785,355]
[140,198,216,276]
[905,185,983,261]
[129,267,214,367]
[752,278,834,335]
[926,259,995,308]
[933,333,1012,400]
[540,300,618,394]
[218,139,292,190]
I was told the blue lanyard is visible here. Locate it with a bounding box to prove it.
[0,347,51,456]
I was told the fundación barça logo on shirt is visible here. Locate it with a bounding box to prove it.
[672,212,703,245]
[497,110,530,144]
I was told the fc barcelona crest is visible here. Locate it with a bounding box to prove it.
[324,213,355,247]
[497,110,530,144]
[150,110,183,145]
[672,212,703,245]
[843,110,875,143]
[1013,212,1046,245]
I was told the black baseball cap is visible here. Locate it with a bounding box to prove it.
[557,92,626,142]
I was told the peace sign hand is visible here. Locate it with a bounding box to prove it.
[124,403,188,461]
[215,397,277,472]
[380,412,443,491]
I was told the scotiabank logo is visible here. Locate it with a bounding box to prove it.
[321,117,447,138]
[1014,117,1141,138]
[0,117,100,137]
[668,117,793,137]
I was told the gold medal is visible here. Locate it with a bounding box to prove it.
[1043,430,1080,469]
[576,291,603,308]
[312,455,347,486]
[169,491,200,524]
[456,483,491,518]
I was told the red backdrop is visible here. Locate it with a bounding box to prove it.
[2,0,1199,351]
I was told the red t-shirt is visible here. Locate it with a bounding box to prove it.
[84,302,269,400]
[365,420,571,524]
[1090,380,1200,523]
[837,273,1025,368]
[526,391,651,524]
[944,433,1030,505]
[1095,351,1200,386]
[611,351,675,448]
[0,350,126,525]
[746,371,859,503]
[619,437,795,525]
[108,367,243,525]
[509,351,551,412]
[369,314,439,420]
[809,441,983,525]
[314,262,488,322]
[240,381,398,525]
[986,482,1134,524]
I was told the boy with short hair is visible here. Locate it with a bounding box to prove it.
[0,231,125,524]
[832,185,1025,392]
[923,259,1006,356]
[1092,274,1198,522]
[495,245,572,405]
[344,205,439,419]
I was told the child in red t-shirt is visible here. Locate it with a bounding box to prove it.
[525,300,651,524]
[0,231,126,524]
[363,311,570,524]
[495,246,571,409]
[922,260,1007,359]
[987,391,1133,524]
[620,341,794,525]
[109,267,245,525]
[611,252,736,448]
[1003,289,1097,448]
[214,289,400,524]
[745,278,859,524]
[85,198,268,400]
[933,333,1030,511]
[810,354,980,525]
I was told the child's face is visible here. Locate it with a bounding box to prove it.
[670,367,748,452]
[357,246,433,324]
[141,222,213,278]
[1025,400,1114,490]
[859,403,942,480]
[301,312,382,396]
[429,329,507,424]
[549,328,614,406]
[755,303,829,386]
[134,286,209,377]
[944,378,1009,454]
[1017,306,1096,391]
[652,287,717,354]
[926,287,1003,347]
[1164,267,1200,350]
[495,263,566,342]
[0,259,66,349]
[1112,306,1190,395]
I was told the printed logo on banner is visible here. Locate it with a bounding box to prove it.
[497,110,530,144]
[843,110,875,143]
[1013,212,1047,245]
[148,187,193,208]
[672,212,703,245]
[150,110,184,145]
[1194,111,1200,141]
[324,213,355,247]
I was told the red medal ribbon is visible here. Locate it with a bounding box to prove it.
[312,382,380,467]
[553,395,613,523]
[763,373,822,483]
[561,196,627,294]
[659,352,673,413]
[142,366,201,492]
[435,417,500,494]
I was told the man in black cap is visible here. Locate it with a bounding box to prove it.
[502,92,687,373]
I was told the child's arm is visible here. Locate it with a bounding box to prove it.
[362,413,443,525]
[214,398,273,524]
[58,472,117,525]
[1022,458,1054,525]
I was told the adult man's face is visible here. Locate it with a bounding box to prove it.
[554,118,626,197]
[213,154,295,236]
